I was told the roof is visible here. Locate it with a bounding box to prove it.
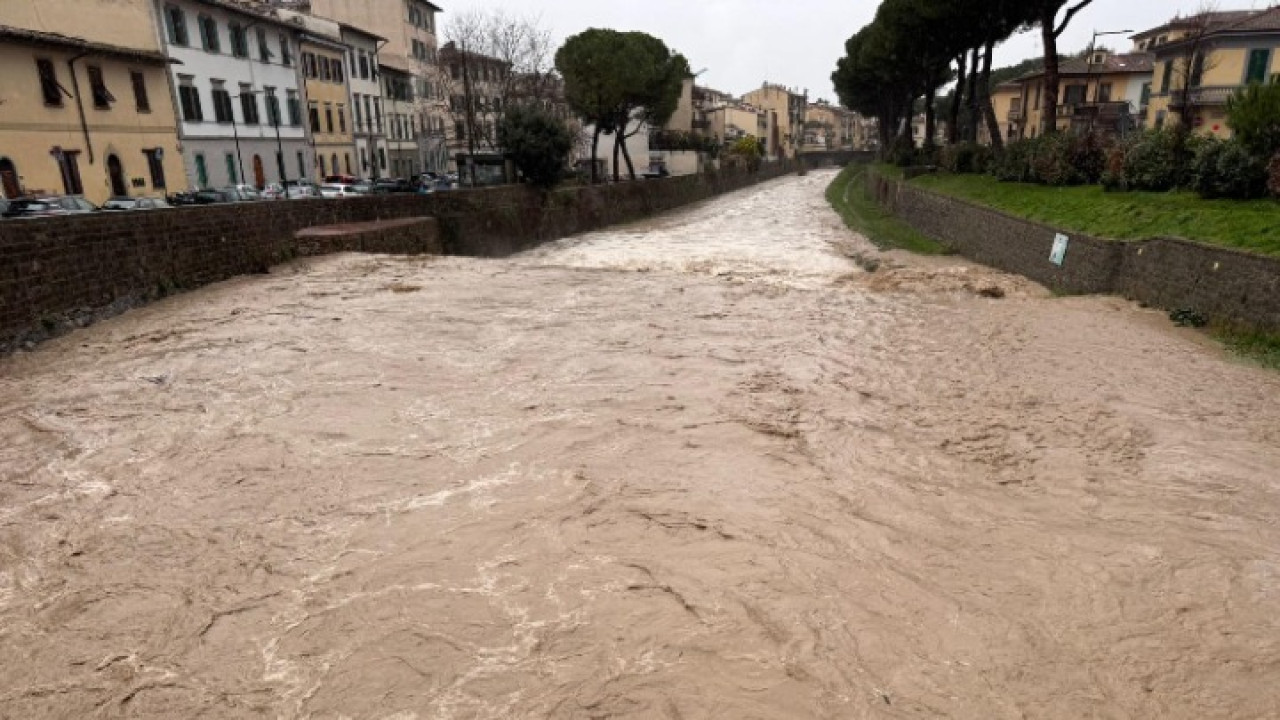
[0,25,171,64]
[1219,6,1280,33]
[1132,10,1260,40]
[1017,52,1154,81]
[338,22,387,43]
[193,0,304,29]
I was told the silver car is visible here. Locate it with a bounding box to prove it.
[102,196,173,211]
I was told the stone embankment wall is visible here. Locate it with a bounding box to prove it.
[0,164,795,351]
[868,170,1280,333]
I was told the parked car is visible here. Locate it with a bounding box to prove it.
[1,195,98,218]
[0,198,8,217]
[102,196,172,211]
[319,183,371,198]
[221,186,261,202]
[284,180,319,199]
[323,174,358,185]
[192,189,236,204]
[373,178,415,194]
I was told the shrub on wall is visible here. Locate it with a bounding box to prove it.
[939,142,993,174]
[1268,152,1280,199]
[1118,129,1183,192]
[989,138,1037,183]
[1191,137,1269,200]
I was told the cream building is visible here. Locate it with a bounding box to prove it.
[1143,8,1280,139]
[0,1,186,203]
[742,83,807,159]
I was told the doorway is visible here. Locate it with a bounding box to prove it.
[0,158,20,198]
[253,154,265,189]
[107,154,127,197]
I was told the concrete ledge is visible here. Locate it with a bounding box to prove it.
[296,217,443,256]
[868,169,1280,333]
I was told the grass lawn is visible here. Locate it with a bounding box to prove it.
[910,172,1280,258]
[826,165,946,255]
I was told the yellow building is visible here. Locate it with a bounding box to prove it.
[981,82,1024,146]
[806,101,858,150]
[742,83,807,159]
[300,37,357,180]
[0,9,186,203]
[1142,8,1280,139]
[1010,51,1154,138]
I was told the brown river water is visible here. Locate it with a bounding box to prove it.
[2,171,1279,718]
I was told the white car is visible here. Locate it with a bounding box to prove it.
[102,196,172,211]
[319,183,368,198]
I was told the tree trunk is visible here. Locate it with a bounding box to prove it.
[612,128,621,182]
[979,40,1004,152]
[966,46,981,143]
[948,53,967,145]
[1040,13,1061,135]
[590,126,601,184]
[923,85,937,155]
[619,123,637,180]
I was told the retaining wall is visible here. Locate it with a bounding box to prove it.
[868,170,1280,332]
[0,162,795,351]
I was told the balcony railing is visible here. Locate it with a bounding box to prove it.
[1170,86,1236,107]
[1007,107,1023,122]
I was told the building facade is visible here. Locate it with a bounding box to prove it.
[806,101,858,150]
[297,0,447,172]
[1010,51,1154,138]
[742,83,808,158]
[289,14,357,180]
[381,63,419,178]
[1144,8,1280,139]
[339,23,388,180]
[0,2,187,203]
[155,0,309,190]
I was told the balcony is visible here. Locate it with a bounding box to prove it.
[1007,107,1023,122]
[691,118,711,130]
[1170,86,1236,107]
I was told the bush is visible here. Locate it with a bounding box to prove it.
[888,134,919,168]
[1120,129,1182,192]
[499,105,574,189]
[1227,80,1280,158]
[939,142,993,174]
[990,138,1037,183]
[1269,152,1280,198]
[1191,138,1269,200]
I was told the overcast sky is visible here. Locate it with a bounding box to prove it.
[438,0,1269,102]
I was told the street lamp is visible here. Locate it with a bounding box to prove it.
[1086,30,1134,103]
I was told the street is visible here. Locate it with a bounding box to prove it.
[2,170,1278,718]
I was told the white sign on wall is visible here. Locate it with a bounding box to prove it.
[1050,233,1069,266]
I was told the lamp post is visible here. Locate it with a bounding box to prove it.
[1086,30,1134,103]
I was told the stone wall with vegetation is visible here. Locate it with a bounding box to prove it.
[0,163,795,351]
[869,170,1280,333]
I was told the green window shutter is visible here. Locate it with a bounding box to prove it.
[1246,49,1270,85]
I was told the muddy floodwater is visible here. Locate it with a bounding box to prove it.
[2,171,1279,718]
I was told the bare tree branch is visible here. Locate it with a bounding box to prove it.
[1054,0,1095,37]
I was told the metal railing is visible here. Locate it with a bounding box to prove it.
[1170,86,1236,107]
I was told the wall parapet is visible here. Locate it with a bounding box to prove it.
[867,169,1280,333]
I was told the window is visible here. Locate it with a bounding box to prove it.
[1098,83,1112,103]
[451,63,460,81]
[131,71,150,111]
[297,151,306,178]
[344,154,351,175]
[1140,82,1152,107]
[87,66,114,109]
[144,149,166,189]
[212,84,233,123]
[319,154,326,176]
[287,89,302,126]
[165,5,189,46]
[225,153,238,184]
[198,15,220,52]
[1161,61,1174,93]
[302,52,314,78]
[325,103,334,133]
[280,34,293,66]
[379,148,387,171]
[374,103,382,132]
[229,23,248,58]
[265,87,281,126]
[320,57,331,82]
[1246,49,1271,85]
[333,58,344,83]
[364,96,373,130]
[240,88,260,125]
[56,150,84,195]
[308,103,320,132]
[338,106,346,133]
[359,52,370,80]
[178,77,203,121]
[331,153,339,175]
[353,93,363,129]
[257,28,271,62]
[36,59,63,106]
[1063,84,1085,106]
[195,153,208,188]
[360,148,368,170]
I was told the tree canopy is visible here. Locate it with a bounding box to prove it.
[556,29,689,182]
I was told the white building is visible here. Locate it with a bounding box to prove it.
[338,23,388,180]
[152,0,310,189]
[380,62,419,179]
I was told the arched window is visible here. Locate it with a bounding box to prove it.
[0,157,21,198]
